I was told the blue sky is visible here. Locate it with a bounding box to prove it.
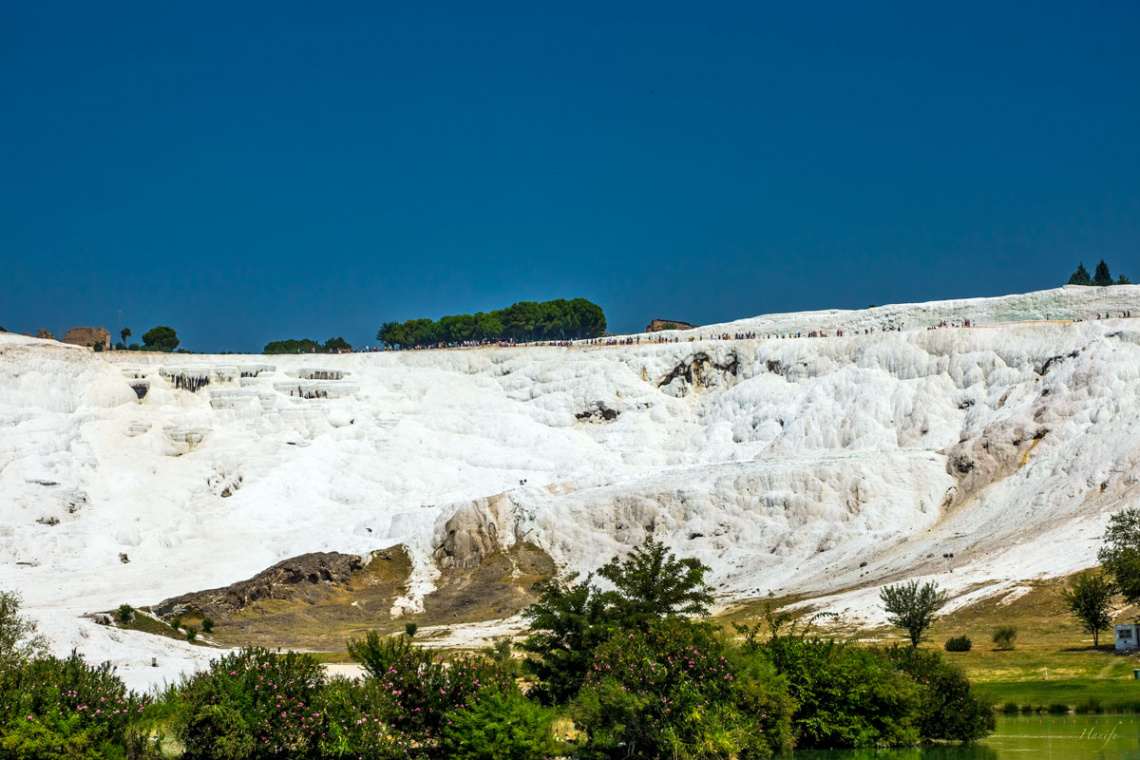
[2,1,1138,351]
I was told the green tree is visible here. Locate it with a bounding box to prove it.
[376,298,607,347]
[1093,259,1113,287]
[1099,508,1140,607]
[1061,571,1116,648]
[322,336,352,352]
[120,327,131,345]
[0,590,48,665]
[1118,273,1132,285]
[518,576,612,704]
[880,580,948,647]
[751,622,921,748]
[597,536,714,627]
[1067,262,1092,286]
[263,338,320,354]
[141,325,180,351]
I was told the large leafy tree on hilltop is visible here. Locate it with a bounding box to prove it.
[142,325,180,351]
[377,297,607,347]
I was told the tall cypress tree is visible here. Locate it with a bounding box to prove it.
[1067,263,1092,286]
[1093,260,1113,287]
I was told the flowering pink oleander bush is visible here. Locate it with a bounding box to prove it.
[173,647,327,759]
[345,631,514,739]
[0,650,150,759]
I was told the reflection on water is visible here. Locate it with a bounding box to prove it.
[796,744,997,760]
[794,715,1140,760]
[796,745,997,760]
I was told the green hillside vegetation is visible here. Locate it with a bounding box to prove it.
[1068,260,1130,286]
[377,297,606,347]
[263,336,353,354]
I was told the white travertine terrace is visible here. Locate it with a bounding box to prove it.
[2,285,1139,691]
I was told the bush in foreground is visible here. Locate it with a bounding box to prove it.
[0,651,149,759]
[441,691,563,760]
[883,645,995,741]
[574,619,795,759]
[173,648,326,759]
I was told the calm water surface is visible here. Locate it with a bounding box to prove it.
[794,715,1140,760]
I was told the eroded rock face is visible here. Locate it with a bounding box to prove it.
[944,420,1047,506]
[657,352,739,396]
[36,329,55,340]
[433,499,505,569]
[62,326,111,349]
[154,551,368,618]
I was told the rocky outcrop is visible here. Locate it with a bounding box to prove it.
[62,326,110,349]
[36,330,55,340]
[154,551,373,618]
[657,352,739,396]
[434,499,506,569]
[944,420,1048,506]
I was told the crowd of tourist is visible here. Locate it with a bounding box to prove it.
[332,310,1135,354]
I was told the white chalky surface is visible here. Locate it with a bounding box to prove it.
[3,285,1140,691]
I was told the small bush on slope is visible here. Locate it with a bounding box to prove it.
[944,635,973,652]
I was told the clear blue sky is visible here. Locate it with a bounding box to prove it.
[2,1,1137,351]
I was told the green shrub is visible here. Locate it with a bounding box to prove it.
[992,626,1018,650]
[1000,701,1019,715]
[170,618,181,632]
[756,628,920,748]
[185,627,197,642]
[1047,703,1070,715]
[574,619,795,759]
[0,650,150,758]
[944,635,972,652]
[172,648,326,759]
[1019,703,1035,714]
[403,622,417,638]
[0,717,119,760]
[201,618,214,634]
[883,645,995,741]
[346,631,514,737]
[441,691,563,760]
[316,676,415,759]
[117,605,133,624]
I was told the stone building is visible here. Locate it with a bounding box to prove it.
[62,326,111,350]
[645,318,697,333]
